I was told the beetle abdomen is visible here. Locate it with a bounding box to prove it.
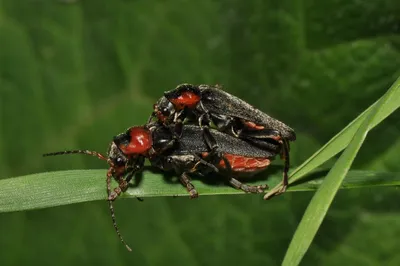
[201,152,271,173]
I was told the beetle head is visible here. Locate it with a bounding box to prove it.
[153,96,175,123]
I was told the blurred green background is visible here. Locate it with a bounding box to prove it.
[1,0,400,265]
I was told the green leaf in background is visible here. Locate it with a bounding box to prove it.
[265,76,400,198]
[1,0,400,265]
[282,70,400,265]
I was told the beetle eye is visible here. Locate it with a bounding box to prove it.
[162,104,173,114]
[115,157,125,166]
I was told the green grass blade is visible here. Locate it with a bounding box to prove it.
[265,76,400,198]
[281,76,400,266]
[1,169,400,213]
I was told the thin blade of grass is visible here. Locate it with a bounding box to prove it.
[281,76,399,266]
[1,169,400,213]
[265,76,400,198]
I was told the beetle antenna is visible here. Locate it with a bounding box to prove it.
[106,172,132,252]
[44,149,132,251]
[43,150,108,161]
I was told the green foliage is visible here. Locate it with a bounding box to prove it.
[1,0,400,265]
[266,78,400,198]
[282,75,400,265]
[2,169,400,213]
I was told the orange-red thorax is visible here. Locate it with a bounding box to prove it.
[169,91,201,110]
[118,127,152,155]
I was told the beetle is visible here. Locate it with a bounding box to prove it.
[44,122,281,250]
[108,123,281,199]
[149,83,296,196]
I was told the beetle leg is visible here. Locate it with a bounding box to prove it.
[124,162,146,201]
[171,109,186,138]
[197,101,214,127]
[230,125,240,137]
[199,130,236,178]
[109,157,145,201]
[180,172,198,199]
[187,153,220,174]
[165,154,216,198]
[199,119,220,156]
[210,113,234,132]
[109,171,145,202]
[202,126,219,151]
[277,139,290,194]
[235,128,283,153]
[108,173,131,201]
[197,103,223,152]
[238,128,281,141]
[218,155,268,193]
[181,152,226,199]
[228,178,268,193]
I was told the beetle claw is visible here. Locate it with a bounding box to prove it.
[189,189,199,199]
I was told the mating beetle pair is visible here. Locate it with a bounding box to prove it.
[150,84,296,194]
[44,83,296,250]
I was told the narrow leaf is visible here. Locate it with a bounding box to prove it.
[265,76,400,198]
[1,169,400,213]
[281,75,400,265]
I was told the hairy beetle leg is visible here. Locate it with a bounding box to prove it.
[264,140,290,199]
[180,172,198,199]
[108,169,136,201]
[280,139,290,194]
[201,126,219,151]
[229,178,268,193]
[109,177,144,202]
[108,179,126,201]
[204,149,268,193]
[267,184,287,199]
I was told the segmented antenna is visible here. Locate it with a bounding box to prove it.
[106,173,132,251]
[43,150,108,161]
[43,149,132,251]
